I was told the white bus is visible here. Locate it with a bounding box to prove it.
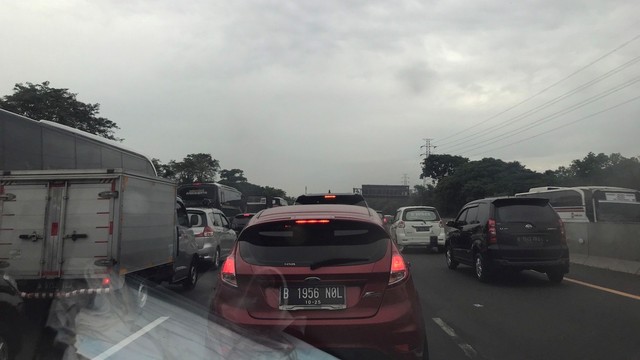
[515,186,640,223]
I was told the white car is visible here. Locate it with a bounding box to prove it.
[390,206,446,252]
[187,207,237,269]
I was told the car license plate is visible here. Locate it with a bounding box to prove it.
[517,236,546,246]
[279,285,346,310]
[414,226,431,232]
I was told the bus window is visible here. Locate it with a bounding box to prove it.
[593,191,640,223]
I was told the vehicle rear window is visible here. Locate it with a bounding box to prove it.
[187,211,207,227]
[596,202,640,223]
[403,209,439,221]
[495,204,558,223]
[238,220,388,267]
[294,195,367,206]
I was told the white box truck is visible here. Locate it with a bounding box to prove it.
[0,109,200,304]
[0,168,200,301]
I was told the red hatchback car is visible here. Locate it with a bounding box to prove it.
[211,204,429,359]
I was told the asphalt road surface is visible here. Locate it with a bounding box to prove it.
[18,253,640,359]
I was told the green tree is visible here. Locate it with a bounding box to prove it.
[433,158,548,216]
[0,81,120,140]
[411,184,436,207]
[550,152,640,189]
[173,153,220,184]
[152,158,178,179]
[219,169,248,184]
[421,154,469,182]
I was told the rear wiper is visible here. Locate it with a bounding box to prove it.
[309,257,370,270]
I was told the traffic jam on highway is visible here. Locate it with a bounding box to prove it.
[1,111,640,360]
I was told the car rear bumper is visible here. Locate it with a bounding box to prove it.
[397,233,445,247]
[492,257,570,272]
[212,287,426,359]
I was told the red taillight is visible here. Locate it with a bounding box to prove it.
[558,219,567,244]
[324,195,336,199]
[295,219,331,224]
[220,257,237,287]
[397,221,405,229]
[195,226,214,237]
[488,218,497,244]
[439,220,444,228]
[242,213,252,217]
[389,250,408,285]
[101,277,111,287]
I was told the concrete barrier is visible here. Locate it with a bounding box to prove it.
[565,222,640,275]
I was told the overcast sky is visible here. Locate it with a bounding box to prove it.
[1,0,639,196]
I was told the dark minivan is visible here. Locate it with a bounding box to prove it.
[445,197,570,283]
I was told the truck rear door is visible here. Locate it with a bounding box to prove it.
[59,180,114,277]
[0,178,115,279]
[0,182,49,278]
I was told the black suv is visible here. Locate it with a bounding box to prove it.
[445,197,570,283]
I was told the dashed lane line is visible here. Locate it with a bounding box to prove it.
[92,316,170,360]
[433,317,478,358]
[565,277,640,301]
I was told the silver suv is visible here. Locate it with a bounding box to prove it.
[187,207,237,269]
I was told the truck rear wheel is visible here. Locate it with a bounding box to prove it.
[182,258,198,290]
[212,247,221,270]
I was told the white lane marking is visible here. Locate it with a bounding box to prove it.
[92,316,170,360]
[433,318,478,358]
[433,317,457,337]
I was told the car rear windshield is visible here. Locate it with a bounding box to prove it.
[187,211,207,227]
[495,204,558,223]
[403,209,439,221]
[294,194,367,206]
[238,220,388,267]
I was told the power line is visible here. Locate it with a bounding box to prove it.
[436,55,640,151]
[434,33,640,146]
[469,95,640,157]
[447,76,640,155]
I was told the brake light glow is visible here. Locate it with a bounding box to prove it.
[488,218,497,244]
[324,195,336,199]
[295,219,330,224]
[389,250,408,285]
[221,257,237,287]
[242,213,252,217]
[195,226,214,237]
[101,277,111,287]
